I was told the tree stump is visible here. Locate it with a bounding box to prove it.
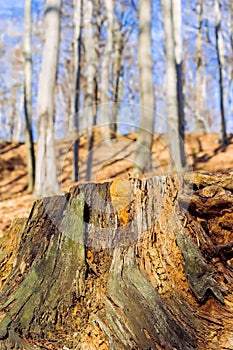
[0,172,233,349]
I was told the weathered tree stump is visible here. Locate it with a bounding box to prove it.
[0,172,233,349]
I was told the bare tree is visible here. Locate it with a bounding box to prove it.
[99,0,114,142]
[133,0,155,174]
[230,0,233,119]
[73,0,83,181]
[161,0,186,171]
[85,0,99,181]
[195,0,206,133]
[111,18,124,136]
[23,0,35,192]
[83,0,95,130]
[215,0,228,145]
[33,0,62,197]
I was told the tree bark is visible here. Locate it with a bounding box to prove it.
[99,0,114,143]
[1,172,233,349]
[134,0,155,175]
[111,18,124,137]
[33,0,61,197]
[195,0,207,133]
[73,0,83,182]
[161,0,186,171]
[83,0,95,132]
[229,0,233,122]
[85,0,100,181]
[215,0,228,145]
[23,0,35,193]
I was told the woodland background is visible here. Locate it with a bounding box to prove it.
[0,0,233,230]
[0,0,232,140]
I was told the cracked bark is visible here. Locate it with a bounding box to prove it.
[0,172,233,349]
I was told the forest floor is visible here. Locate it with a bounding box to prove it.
[0,132,233,236]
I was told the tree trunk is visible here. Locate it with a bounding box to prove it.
[1,172,233,349]
[23,0,35,193]
[215,0,228,145]
[99,0,114,143]
[195,0,206,133]
[173,0,185,165]
[111,18,124,137]
[162,0,186,171]
[229,0,233,123]
[33,0,61,197]
[86,79,98,181]
[83,0,95,132]
[10,75,18,143]
[134,0,155,175]
[85,0,100,181]
[73,0,83,182]
[230,0,233,122]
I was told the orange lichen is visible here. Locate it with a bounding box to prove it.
[110,179,132,226]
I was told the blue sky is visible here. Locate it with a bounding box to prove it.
[0,0,24,8]
[0,0,42,17]
[0,1,24,17]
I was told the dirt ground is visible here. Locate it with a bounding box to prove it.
[0,132,233,236]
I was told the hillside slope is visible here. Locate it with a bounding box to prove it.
[0,133,233,235]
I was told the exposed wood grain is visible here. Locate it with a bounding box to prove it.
[0,172,233,349]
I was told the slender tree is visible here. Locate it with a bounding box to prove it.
[83,0,95,130]
[111,18,124,136]
[133,0,155,174]
[215,0,228,145]
[23,0,35,192]
[85,0,99,181]
[195,0,206,133]
[73,0,83,182]
[161,0,186,171]
[33,0,61,197]
[99,0,114,142]
[230,0,233,119]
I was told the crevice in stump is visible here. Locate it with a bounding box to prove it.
[0,172,233,349]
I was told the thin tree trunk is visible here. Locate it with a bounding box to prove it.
[86,16,100,181]
[230,0,233,120]
[33,0,61,197]
[162,0,186,171]
[215,0,228,145]
[195,0,206,133]
[15,89,23,142]
[86,79,98,181]
[99,0,114,142]
[133,0,155,174]
[23,0,35,192]
[10,78,17,143]
[173,0,186,166]
[1,172,233,349]
[73,0,83,182]
[129,76,135,133]
[84,0,95,132]
[111,19,124,137]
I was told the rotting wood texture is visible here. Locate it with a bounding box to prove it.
[0,172,233,349]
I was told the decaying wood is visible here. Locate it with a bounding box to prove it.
[0,172,233,349]
[0,218,26,290]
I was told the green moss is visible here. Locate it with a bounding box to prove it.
[61,194,84,244]
[0,315,11,338]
